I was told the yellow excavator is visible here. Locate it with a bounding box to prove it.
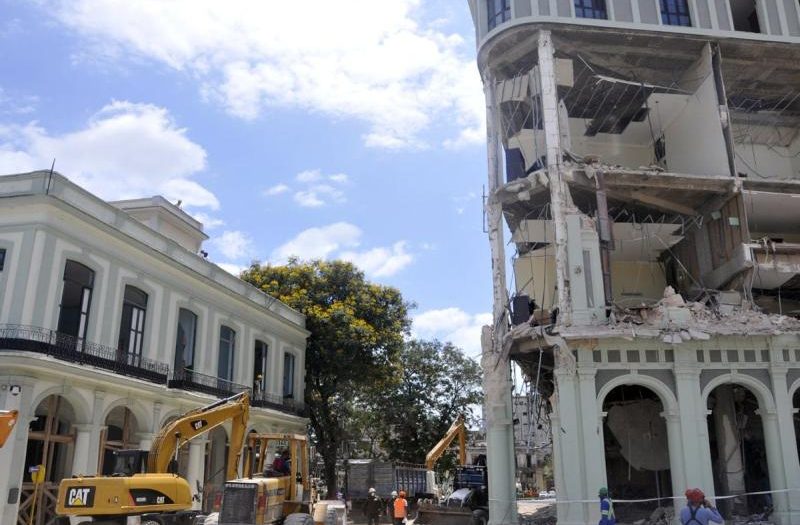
[56,391,250,525]
[0,410,19,447]
[424,414,467,497]
[209,432,315,525]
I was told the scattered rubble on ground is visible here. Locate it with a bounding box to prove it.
[518,502,556,525]
[628,505,674,525]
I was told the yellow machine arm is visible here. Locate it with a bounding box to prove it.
[0,410,18,447]
[425,415,467,470]
[147,391,250,478]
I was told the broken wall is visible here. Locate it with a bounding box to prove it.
[662,45,730,177]
[733,127,800,180]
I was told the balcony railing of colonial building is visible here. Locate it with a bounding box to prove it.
[0,324,170,383]
[0,324,308,417]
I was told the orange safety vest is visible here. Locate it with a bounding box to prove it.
[393,497,407,518]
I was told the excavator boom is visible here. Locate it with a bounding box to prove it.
[425,415,466,470]
[147,391,250,477]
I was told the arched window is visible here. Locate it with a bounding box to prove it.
[57,260,95,342]
[218,325,236,382]
[174,308,197,372]
[118,285,148,358]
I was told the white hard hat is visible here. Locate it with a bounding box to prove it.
[391,490,398,497]
[275,452,281,458]
[369,488,376,494]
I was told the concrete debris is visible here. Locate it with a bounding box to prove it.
[518,502,556,525]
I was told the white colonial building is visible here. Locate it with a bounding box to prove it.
[0,171,309,525]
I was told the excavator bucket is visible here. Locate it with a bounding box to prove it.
[0,410,18,447]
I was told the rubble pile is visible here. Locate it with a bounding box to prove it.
[518,502,556,525]
[613,286,800,341]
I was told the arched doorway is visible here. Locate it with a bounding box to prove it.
[707,384,771,518]
[204,426,229,513]
[100,407,139,475]
[601,385,673,523]
[19,395,77,525]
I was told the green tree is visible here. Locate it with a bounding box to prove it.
[240,259,411,494]
[378,339,483,468]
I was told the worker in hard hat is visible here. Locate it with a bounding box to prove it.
[680,488,722,524]
[363,487,384,525]
[598,487,615,525]
[387,490,398,520]
[392,490,408,525]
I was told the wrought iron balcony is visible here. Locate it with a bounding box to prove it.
[251,390,308,417]
[0,324,170,383]
[168,368,249,398]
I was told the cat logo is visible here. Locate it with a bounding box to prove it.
[190,419,208,431]
[65,486,95,507]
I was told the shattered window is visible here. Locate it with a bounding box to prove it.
[660,0,692,26]
[574,0,607,19]
[487,0,511,30]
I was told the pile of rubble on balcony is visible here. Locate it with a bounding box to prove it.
[509,286,800,344]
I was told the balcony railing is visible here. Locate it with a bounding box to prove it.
[252,390,308,417]
[0,324,170,383]
[168,368,249,398]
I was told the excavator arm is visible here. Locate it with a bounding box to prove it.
[425,414,467,470]
[0,410,18,447]
[147,391,250,478]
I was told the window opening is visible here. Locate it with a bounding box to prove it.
[174,308,197,372]
[253,340,268,395]
[218,325,236,382]
[660,0,692,25]
[118,285,148,361]
[283,352,295,399]
[57,260,95,345]
[487,0,511,30]
[0,247,6,271]
[731,0,761,32]
[574,0,608,19]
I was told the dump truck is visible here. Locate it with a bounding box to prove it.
[0,410,18,447]
[56,391,249,525]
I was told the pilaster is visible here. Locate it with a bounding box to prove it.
[769,365,800,521]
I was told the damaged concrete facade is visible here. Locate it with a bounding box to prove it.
[468,1,800,524]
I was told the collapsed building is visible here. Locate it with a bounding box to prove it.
[467,1,800,524]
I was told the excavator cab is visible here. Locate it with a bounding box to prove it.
[111,449,149,476]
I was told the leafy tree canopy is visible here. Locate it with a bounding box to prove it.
[241,258,412,493]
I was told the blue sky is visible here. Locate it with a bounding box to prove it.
[0,0,493,356]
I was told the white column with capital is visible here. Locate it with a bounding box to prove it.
[673,367,712,494]
[553,367,586,525]
[761,410,790,522]
[187,438,208,510]
[663,411,686,522]
[577,366,603,523]
[71,424,103,476]
[770,365,800,523]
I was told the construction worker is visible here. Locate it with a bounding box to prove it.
[680,488,723,525]
[387,490,398,520]
[392,490,408,525]
[363,487,384,525]
[598,487,615,525]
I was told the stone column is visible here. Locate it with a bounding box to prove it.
[71,424,103,476]
[712,384,746,514]
[770,366,800,522]
[187,438,208,510]
[578,367,603,523]
[674,368,712,493]
[553,367,586,525]
[760,410,790,521]
[663,411,686,521]
[0,380,33,525]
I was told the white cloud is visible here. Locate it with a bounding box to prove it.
[293,184,345,208]
[216,262,247,276]
[263,183,289,196]
[413,307,492,356]
[0,101,216,208]
[271,222,362,262]
[190,212,225,229]
[47,0,485,148]
[271,222,414,278]
[340,241,414,278]
[211,230,254,260]
[295,169,322,183]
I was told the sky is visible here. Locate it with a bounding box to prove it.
[0,0,493,357]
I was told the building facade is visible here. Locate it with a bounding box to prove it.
[0,171,309,525]
[468,1,800,523]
